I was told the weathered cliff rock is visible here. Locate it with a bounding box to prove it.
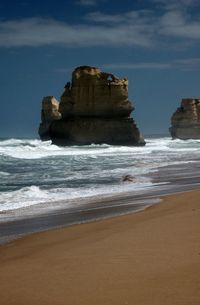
[59,66,133,118]
[170,98,200,139]
[39,66,145,146]
[38,96,61,140]
[49,118,144,145]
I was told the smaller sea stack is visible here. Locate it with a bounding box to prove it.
[39,66,145,146]
[170,98,200,139]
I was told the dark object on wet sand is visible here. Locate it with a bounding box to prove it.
[122,175,136,182]
[170,98,200,139]
[39,66,145,146]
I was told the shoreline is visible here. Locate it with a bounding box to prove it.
[1,179,200,245]
[0,189,200,304]
[1,137,200,246]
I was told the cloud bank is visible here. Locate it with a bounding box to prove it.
[0,2,199,48]
[102,58,200,71]
[57,58,200,73]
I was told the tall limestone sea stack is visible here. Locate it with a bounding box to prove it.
[170,98,200,139]
[39,66,145,146]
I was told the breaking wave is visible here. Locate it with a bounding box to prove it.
[0,136,200,212]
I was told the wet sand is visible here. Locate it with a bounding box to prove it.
[0,190,200,305]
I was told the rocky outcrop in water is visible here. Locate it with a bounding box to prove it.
[170,98,200,139]
[39,96,61,141]
[39,66,145,146]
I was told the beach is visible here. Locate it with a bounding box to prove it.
[1,0,200,304]
[0,189,199,305]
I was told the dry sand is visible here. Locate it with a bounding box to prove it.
[0,190,200,305]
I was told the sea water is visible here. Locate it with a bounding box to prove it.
[0,136,200,212]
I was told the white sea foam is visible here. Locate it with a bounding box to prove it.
[0,137,199,160]
[0,179,154,211]
[1,137,200,212]
[0,171,10,176]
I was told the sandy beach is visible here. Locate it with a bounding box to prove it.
[0,190,200,305]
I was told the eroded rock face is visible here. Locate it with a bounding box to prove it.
[170,98,200,139]
[39,66,145,146]
[50,118,144,145]
[59,66,133,118]
[38,96,61,140]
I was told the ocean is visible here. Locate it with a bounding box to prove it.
[0,136,200,214]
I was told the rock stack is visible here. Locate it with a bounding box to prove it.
[39,66,145,146]
[39,96,61,141]
[170,98,200,139]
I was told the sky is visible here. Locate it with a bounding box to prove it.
[0,0,200,137]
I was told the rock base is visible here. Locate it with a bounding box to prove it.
[49,118,145,146]
[170,126,200,140]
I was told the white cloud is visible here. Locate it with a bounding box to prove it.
[152,0,199,10]
[101,58,200,71]
[76,0,108,6]
[0,6,199,48]
[175,57,200,70]
[0,17,154,48]
[86,9,200,43]
[57,58,200,73]
[85,10,154,24]
[159,10,200,40]
[102,62,171,70]
[86,11,124,23]
[76,0,97,6]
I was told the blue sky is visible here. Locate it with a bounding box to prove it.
[0,0,200,137]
